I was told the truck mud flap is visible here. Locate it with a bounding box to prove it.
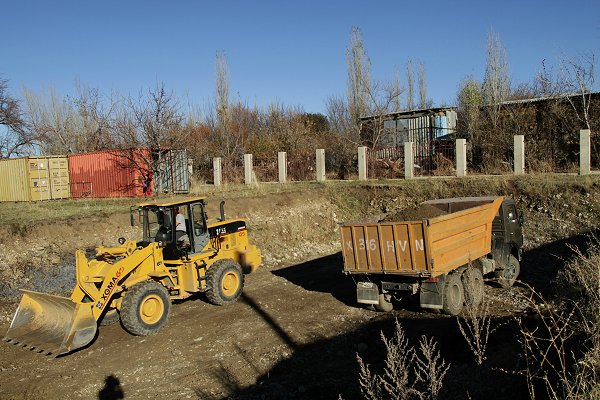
[419,278,445,310]
[3,290,97,357]
[356,281,379,305]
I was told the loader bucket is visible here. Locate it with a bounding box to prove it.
[3,290,97,357]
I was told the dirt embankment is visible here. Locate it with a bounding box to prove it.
[0,176,599,399]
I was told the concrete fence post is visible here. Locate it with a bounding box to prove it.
[514,135,525,175]
[580,129,591,175]
[358,146,367,180]
[404,142,414,179]
[316,149,326,182]
[244,153,253,185]
[278,152,287,183]
[213,157,222,186]
[456,139,467,177]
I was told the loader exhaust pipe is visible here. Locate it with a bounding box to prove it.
[3,290,97,357]
[220,201,226,221]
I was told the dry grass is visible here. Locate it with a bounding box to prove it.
[517,236,600,399]
[357,320,449,400]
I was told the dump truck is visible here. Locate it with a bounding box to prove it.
[340,196,523,315]
[4,197,261,356]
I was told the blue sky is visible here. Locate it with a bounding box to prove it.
[2,1,599,114]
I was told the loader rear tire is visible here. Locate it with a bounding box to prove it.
[121,281,171,336]
[206,259,244,306]
[442,272,464,316]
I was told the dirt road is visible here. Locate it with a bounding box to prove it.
[0,250,534,400]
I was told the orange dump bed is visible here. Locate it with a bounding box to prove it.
[340,196,504,277]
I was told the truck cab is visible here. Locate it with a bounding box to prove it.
[490,198,524,287]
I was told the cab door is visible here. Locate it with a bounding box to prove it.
[191,203,209,252]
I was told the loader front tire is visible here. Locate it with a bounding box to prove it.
[442,272,464,316]
[206,259,244,306]
[121,281,171,336]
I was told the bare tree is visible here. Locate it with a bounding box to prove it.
[0,78,33,158]
[215,50,230,130]
[23,86,80,154]
[113,82,184,190]
[363,80,403,149]
[346,26,372,138]
[482,30,511,128]
[73,81,117,151]
[393,68,403,112]
[406,60,415,111]
[560,53,596,130]
[457,75,483,143]
[418,62,429,109]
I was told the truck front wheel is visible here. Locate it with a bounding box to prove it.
[442,272,464,316]
[495,255,520,288]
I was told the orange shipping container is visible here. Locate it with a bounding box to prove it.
[68,150,152,198]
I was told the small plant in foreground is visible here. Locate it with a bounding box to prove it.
[357,319,449,400]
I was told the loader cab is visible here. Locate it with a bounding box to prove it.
[139,198,210,260]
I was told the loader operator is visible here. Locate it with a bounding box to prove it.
[174,207,190,249]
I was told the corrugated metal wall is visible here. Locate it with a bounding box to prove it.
[154,149,190,194]
[69,150,150,198]
[0,156,70,202]
[0,158,30,201]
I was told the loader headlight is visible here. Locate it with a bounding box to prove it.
[157,240,166,248]
[118,237,126,245]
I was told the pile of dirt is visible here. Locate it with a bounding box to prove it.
[381,203,448,222]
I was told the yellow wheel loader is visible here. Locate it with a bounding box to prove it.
[4,197,261,357]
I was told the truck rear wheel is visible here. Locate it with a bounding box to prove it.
[206,259,244,306]
[462,267,484,308]
[442,272,464,316]
[121,281,171,336]
[495,255,520,288]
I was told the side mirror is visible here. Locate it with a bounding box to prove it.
[518,213,525,225]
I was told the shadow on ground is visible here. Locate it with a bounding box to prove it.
[200,230,598,399]
[521,228,599,293]
[271,252,356,307]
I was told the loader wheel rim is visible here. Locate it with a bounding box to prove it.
[221,271,240,297]
[140,295,164,325]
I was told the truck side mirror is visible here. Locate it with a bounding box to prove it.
[518,213,525,225]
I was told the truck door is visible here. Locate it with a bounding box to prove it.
[504,201,523,248]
